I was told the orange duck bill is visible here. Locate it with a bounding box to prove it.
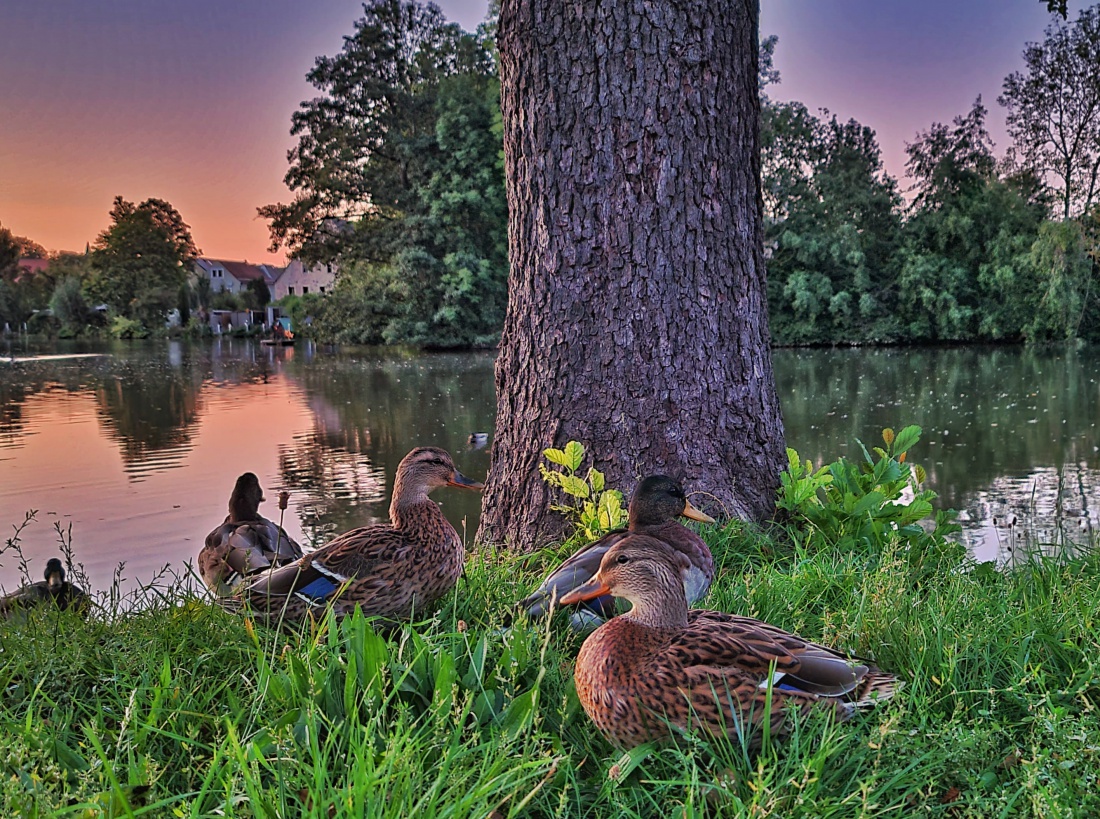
[559,577,611,605]
[448,469,485,490]
[681,500,715,523]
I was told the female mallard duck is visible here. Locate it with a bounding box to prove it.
[232,447,482,626]
[199,472,304,596]
[560,536,900,750]
[1,558,90,617]
[519,475,715,630]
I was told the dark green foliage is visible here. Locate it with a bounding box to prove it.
[260,1,506,349]
[763,103,903,344]
[245,277,271,309]
[899,100,1075,342]
[48,277,90,329]
[86,197,199,327]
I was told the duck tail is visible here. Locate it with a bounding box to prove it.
[846,672,903,709]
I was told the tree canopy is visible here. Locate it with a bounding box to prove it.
[87,197,198,325]
[261,0,506,348]
[1000,6,1100,220]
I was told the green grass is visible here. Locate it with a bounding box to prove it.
[2,522,1099,817]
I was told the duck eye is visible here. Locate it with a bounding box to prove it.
[615,554,630,565]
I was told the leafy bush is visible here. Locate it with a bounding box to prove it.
[539,441,627,539]
[49,276,90,328]
[109,315,148,339]
[777,425,963,568]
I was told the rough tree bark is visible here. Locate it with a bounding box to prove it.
[478,0,784,549]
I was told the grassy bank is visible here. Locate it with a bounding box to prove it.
[2,517,1098,818]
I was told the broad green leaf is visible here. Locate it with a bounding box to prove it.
[564,440,585,471]
[543,447,569,467]
[892,424,921,455]
[588,467,605,493]
[560,474,590,498]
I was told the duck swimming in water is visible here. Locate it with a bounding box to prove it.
[1,558,90,617]
[231,447,483,626]
[561,536,901,750]
[199,472,304,596]
[519,475,715,631]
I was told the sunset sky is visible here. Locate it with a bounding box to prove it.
[0,0,1086,264]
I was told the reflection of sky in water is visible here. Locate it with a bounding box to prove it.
[0,340,493,596]
[1,341,1098,595]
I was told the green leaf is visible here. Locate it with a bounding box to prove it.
[892,424,921,456]
[564,440,585,471]
[543,447,569,467]
[588,467,605,493]
[560,474,590,499]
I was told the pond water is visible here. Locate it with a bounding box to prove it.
[1,339,1097,596]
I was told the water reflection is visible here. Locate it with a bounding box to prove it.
[773,346,1100,562]
[1,341,1097,595]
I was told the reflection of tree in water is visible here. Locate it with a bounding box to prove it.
[776,345,1100,559]
[277,428,387,544]
[0,360,107,451]
[279,350,497,538]
[92,357,206,479]
[775,346,1100,510]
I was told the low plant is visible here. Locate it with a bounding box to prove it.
[776,425,963,566]
[539,440,627,539]
[109,314,148,339]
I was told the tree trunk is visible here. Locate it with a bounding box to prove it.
[479,0,784,549]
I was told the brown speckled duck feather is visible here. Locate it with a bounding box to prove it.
[199,472,303,596]
[232,447,482,626]
[519,475,714,629]
[561,536,901,750]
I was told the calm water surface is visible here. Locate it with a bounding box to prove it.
[1,339,1097,595]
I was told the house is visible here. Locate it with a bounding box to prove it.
[15,258,50,279]
[193,258,283,300]
[272,260,337,300]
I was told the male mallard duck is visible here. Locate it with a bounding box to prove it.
[199,472,304,596]
[232,447,482,626]
[560,536,900,750]
[1,558,91,617]
[519,475,715,630]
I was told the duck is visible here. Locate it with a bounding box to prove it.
[199,472,304,596]
[518,475,715,631]
[231,447,483,626]
[0,558,91,617]
[560,536,901,750]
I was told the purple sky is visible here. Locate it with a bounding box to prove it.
[0,0,1086,262]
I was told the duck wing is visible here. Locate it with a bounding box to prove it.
[672,611,870,697]
[241,525,410,608]
[518,528,630,618]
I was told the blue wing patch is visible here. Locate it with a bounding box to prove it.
[295,575,339,603]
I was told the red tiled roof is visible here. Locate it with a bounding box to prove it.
[17,258,50,275]
[219,260,266,282]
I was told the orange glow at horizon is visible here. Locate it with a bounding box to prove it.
[1,0,490,264]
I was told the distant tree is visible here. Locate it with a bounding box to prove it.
[260,0,494,263]
[261,0,506,348]
[1000,6,1100,220]
[0,223,51,325]
[87,197,198,325]
[13,236,47,259]
[900,100,1050,341]
[762,96,902,343]
[1024,220,1095,339]
[245,277,271,309]
[49,277,90,328]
